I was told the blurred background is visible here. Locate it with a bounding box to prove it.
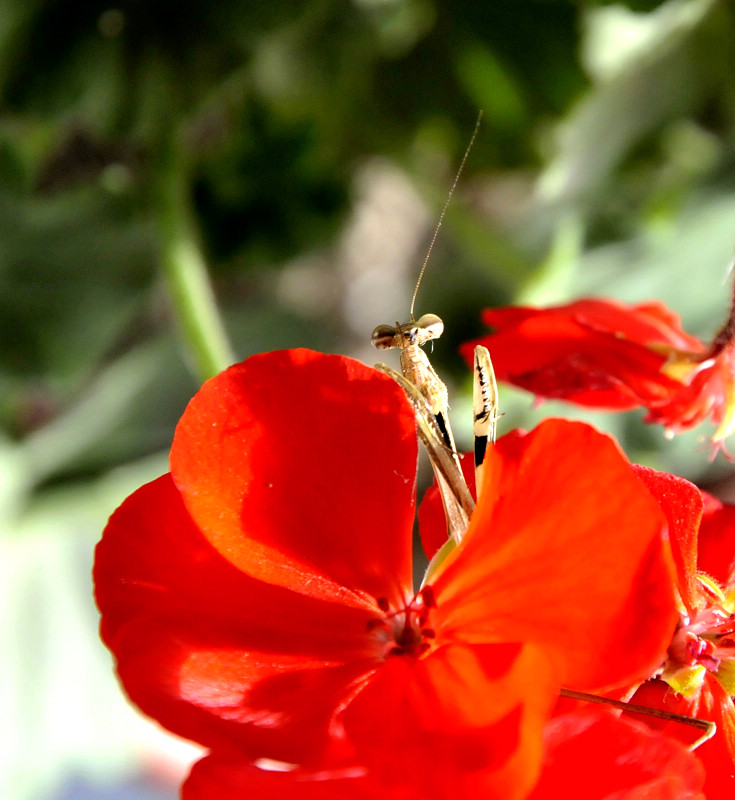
[2,0,735,797]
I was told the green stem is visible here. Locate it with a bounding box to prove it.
[155,129,235,382]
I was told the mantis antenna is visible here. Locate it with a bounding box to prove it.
[409,109,484,321]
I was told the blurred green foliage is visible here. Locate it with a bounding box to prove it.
[1,0,735,490]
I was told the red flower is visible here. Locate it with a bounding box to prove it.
[95,349,680,799]
[623,468,735,799]
[461,295,735,451]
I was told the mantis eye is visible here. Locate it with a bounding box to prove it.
[414,314,444,342]
[371,324,400,350]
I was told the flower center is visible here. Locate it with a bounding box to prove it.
[367,586,436,659]
[669,603,735,673]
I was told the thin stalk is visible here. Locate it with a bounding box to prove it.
[155,129,235,382]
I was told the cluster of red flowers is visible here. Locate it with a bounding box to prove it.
[94,290,735,798]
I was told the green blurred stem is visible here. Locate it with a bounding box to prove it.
[155,130,235,382]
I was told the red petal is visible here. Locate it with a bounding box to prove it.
[527,709,705,800]
[341,642,560,800]
[182,757,422,800]
[95,474,382,763]
[566,300,699,349]
[698,492,735,586]
[633,465,703,612]
[484,300,701,352]
[170,349,416,605]
[431,419,679,691]
[629,677,735,800]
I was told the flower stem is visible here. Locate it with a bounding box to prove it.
[155,129,235,382]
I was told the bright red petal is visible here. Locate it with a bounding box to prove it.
[567,299,700,350]
[95,474,382,763]
[633,465,703,612]
[698,492,735,586]
[170,349,416,605]
[629,677,735,800]
[341,642,560,800]
[431,419,679,691]
[479,300,698,348]
[527,709,705,800]
[182,757,422,800]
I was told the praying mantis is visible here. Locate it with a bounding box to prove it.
[371,113,498,546]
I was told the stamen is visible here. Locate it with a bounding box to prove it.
[366,588,438,659]
[669,600,735,673]
[421,586,436,608]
